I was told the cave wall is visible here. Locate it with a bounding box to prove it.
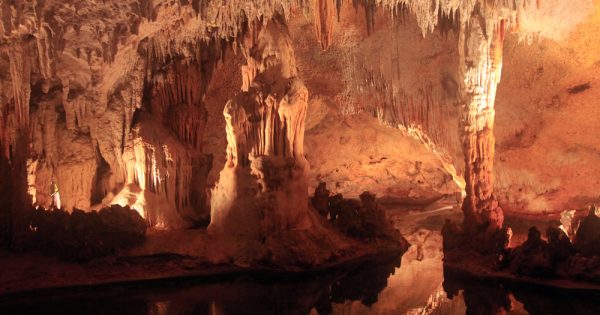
[0,0,290,230]
[293,0,600,216]
[495,1,600,214]
[289,4,464,202]
[0,0,597,237]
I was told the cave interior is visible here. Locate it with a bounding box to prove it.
[1,0,600,314]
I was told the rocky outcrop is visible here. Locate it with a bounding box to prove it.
[312,182,407,246]
[444,205,600,283]
[0,0,596,271]
[574,206,600,256]
[506,220,600,281]
[27,205,146,262]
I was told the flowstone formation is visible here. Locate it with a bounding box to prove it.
[208,18,360,265]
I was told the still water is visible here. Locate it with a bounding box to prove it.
[1,208,600,315]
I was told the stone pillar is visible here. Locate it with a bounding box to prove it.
[458,13,506,238]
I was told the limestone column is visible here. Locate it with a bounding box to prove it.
[458,12,506,238]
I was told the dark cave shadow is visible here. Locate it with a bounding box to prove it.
[442,265,600,315]
[0,254,401,315]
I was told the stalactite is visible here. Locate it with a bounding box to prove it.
[336,0,343,21]
[315,0,336,49]
[35,23,54,81]
[4,39,33,243]
[149,60,209,150]
[117,115,198,228]
[222,78,308,169]
[90,32,224,227]
[7,43,31,132]
[364,0,376,35]
[0,0,588,234]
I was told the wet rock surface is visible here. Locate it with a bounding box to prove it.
[443,266,600,315]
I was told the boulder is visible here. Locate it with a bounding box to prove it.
[574,206,600,257]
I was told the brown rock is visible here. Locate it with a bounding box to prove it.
[574,206,600,257]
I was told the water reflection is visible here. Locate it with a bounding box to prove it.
[443,266,600,315]
[443,267,513,315]
[0,254,401,315]
[2,246,600,315]
[2,208,600,314]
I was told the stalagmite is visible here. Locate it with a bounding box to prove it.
[0,0,582,232]
[209,17,348,264]
[7,43,31,131]
[210,18,310,234]
[2,2,600,308]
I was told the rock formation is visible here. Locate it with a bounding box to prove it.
[28,205,147,262]
[458,9,506,241]
[315,0,336,49]
[208,18,358,264]
[311,182,407,245]
[0,0,597,272]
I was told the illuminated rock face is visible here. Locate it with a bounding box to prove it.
[0,0,297,231]
[209,19,314,239]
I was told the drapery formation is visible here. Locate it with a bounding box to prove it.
[209,18,311,236]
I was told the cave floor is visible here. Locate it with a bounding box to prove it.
[2,203,600,314]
